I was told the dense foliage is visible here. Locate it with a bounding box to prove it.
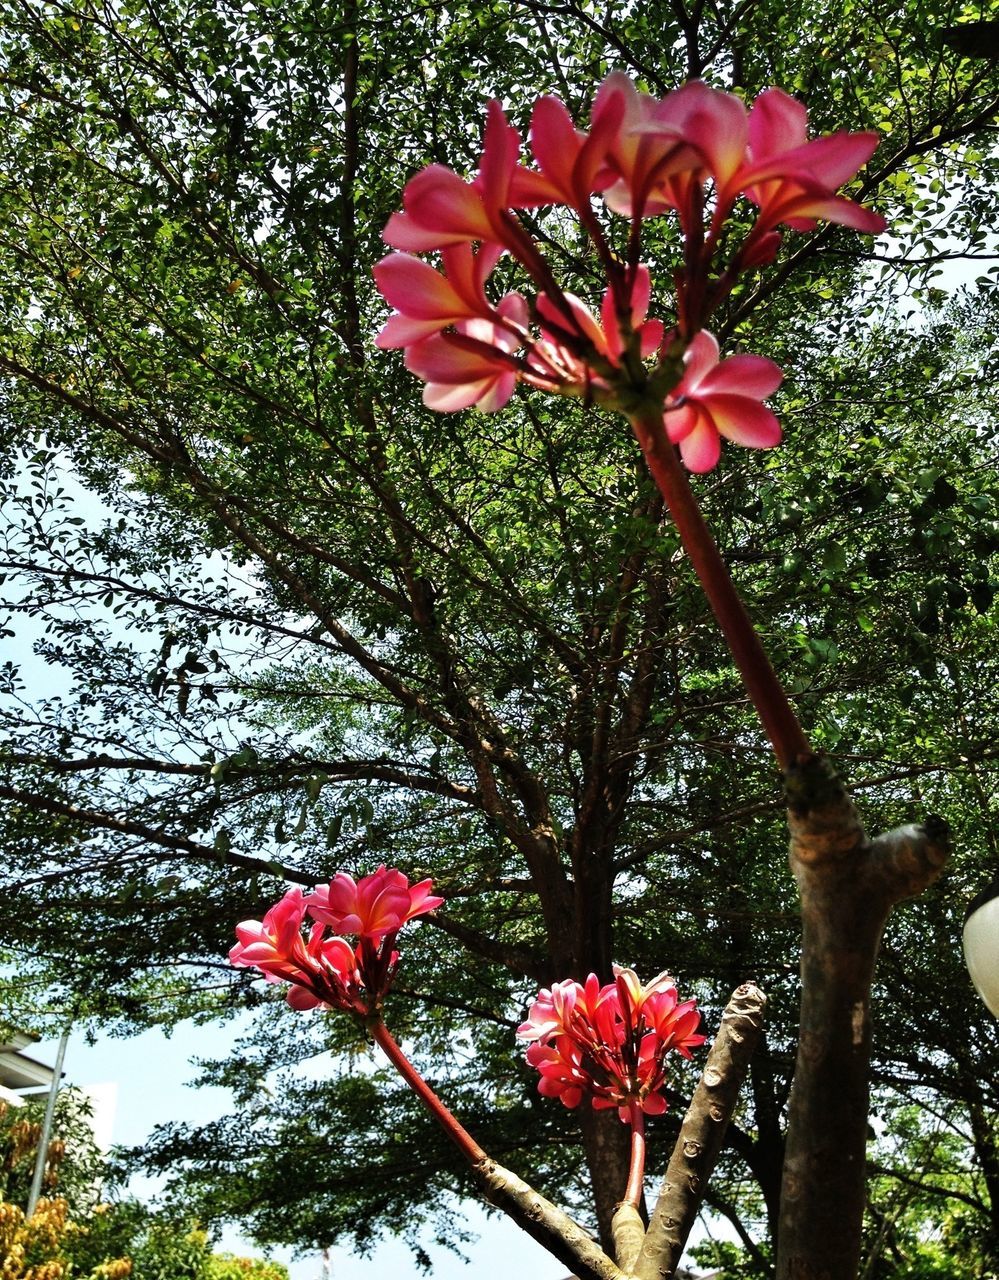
[0,1092,287,1280]
[1,0,998,1272]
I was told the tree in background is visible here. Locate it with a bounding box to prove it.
[0,1092,103,1218]
[0,0,997,1274]
[0,1093,287,1280]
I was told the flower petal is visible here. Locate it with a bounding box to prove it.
[704,394,783,449]
[677,417,722,472]
[698,353,783,398]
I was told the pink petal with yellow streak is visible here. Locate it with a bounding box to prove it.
[381,210,454,252]
[423,375,514,412]
[675,330,721,392]
[530,95,585,202]
[474,372,517,411]
[406,335,511,384]
[783,191,886,232]
[475,99,520,207]
[648,80,748,186]
[746,131,880,189]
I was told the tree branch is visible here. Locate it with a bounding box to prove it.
[635,982,767,1280]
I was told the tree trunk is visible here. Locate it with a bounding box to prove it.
[777,758,949,1280]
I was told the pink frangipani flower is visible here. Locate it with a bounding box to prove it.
[518,90,623,212]
[593,72,702,219]
[622,78,749,232]
[404,316,523,412]
[229,887,367,1013]
[534,265,663,377]
[373,71,886,471]
[230,869,444,1015]
[383,101,538,253]
[664,331,783,473]
[306,864,444,938]
[739,88,886,234]
[519,967,705,1121]
[373,243,508,349]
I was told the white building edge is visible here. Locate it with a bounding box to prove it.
[0,1031,117,1153]
[0,1031,56,1106]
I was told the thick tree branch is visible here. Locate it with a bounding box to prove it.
[778,757,950,1280]
[635,982,767,1280]
[473,1157,628,1280]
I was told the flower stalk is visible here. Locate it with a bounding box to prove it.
[622,1102,646,1208]
[627,402,810,771]
[368,1018,487,1165]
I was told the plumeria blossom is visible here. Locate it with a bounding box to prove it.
[536,265,664,368]
[230,868,443,1014]
[306,865,443,937]
[518,966,705,1121]
[591,72,704,219]
[229,887,368,1013]
[520,91,623,212]
[603,76,748,229]
[663,330,783,473]
[373,243,514,349]
[384,100,548,253]
[740,89,886,235]
[375,72,885,471]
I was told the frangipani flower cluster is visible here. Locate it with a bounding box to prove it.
[518,966,705,1122]
[229,866,443,1015]
[375,72,885,471]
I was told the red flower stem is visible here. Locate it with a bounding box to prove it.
[370,1018,487,1165]
[623,1103,647,1207]
[627,405,811,771]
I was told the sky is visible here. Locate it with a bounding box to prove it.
[32,1022,570,1280]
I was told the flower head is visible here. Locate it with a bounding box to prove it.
[373,244,509,349]
[306,865,444,938]
[229,887,367,1013]
[229,869,443,1015]
[739,88,886,235]
[404,326,519,413]
[518,966,705,1121]
[374,73,886,473]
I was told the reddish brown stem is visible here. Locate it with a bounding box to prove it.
[372,1023,626,1280]
[370,1019,487,1164]
[627,406,810,770]
[623,1103,646,1207]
